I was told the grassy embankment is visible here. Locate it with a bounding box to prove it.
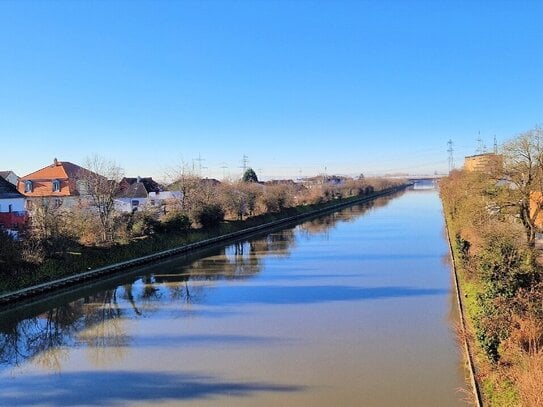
[1,188,403,295]
[444,215,518,406]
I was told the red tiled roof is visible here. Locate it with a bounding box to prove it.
[18,159,92,197]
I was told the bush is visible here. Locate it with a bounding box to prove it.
[190,203,225,228]
[0,229,22,275]
[160,212,191,232]
[129,211,161,237]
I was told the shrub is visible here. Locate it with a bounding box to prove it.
[160,211,191,232]
[190,203,225,228]
[129,211,161,237]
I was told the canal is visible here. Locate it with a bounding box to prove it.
[0,188,466,406]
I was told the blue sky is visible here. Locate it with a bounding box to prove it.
[1,0,542,180]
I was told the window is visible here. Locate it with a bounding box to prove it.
[131,200,140,207]
[26,200,33,210]
[54,198,63,208]
[8,204,12,213]
[24,180,33,193]
[52,179,61,192]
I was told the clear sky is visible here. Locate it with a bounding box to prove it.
[1,0,542,181]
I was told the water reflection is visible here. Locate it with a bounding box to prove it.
[0,193,401,373]
[298,195,397,238]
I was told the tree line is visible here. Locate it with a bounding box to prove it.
[0,161,403,286]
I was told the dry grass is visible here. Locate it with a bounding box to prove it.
[513,353,543,407]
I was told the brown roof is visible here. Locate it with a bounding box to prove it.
[18,159,95,197]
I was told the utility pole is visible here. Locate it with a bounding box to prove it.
[447,139,454,173]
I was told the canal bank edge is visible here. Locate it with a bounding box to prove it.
[443,214,484,407]
[0,184,410,309]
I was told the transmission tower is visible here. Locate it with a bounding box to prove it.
[476,131,488,154]
[240,155,249,173]
[220,162,228,179]
[194,153,206,175]
[493,135,498,154]
[447,139,454,173]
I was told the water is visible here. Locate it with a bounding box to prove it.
[0,189,467,406]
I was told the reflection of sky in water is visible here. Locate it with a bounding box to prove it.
[0,190,466,406]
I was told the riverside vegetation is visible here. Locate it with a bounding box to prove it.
[0,169,403,295]
[441,128,543,406]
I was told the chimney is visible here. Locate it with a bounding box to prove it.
[137,176,141,183]
[53,158,58,166]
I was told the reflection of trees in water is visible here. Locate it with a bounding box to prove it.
[183,229,297,282]
[0,302,84,371]
[0,230,298,372]
[0,288,130,372]
[258,229,296,258]
[77,289,129,368]
[153,272,206,305]
[0,194,404,372]
[297,193,401,238]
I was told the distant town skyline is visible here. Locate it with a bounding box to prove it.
[1,1,542,180]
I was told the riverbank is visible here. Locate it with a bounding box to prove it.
[440,169,543,407]
[443,210,520,406]
[0,184,409,307]
[443,215,483,407]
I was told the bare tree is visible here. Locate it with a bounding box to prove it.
[80,155,124,244]
[220,181,261,220]
[166,162,201,212]
[501,128,543,245]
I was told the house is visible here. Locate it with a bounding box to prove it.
[115,177,162,212]
[0,170,19,186]
[17,158,97,211]
[300,175,348,189]
[0,176,26,230]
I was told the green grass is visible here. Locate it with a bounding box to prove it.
[483,374,518,407]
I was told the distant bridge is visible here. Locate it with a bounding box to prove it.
[386,174,447,182]
[406,175,446,182]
